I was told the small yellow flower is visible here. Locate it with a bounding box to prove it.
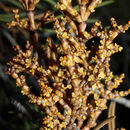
[66,84,72,89]
[65,109,72,115]
[72,92,76,97]
[98,72,105,79]
[88,75,95,81]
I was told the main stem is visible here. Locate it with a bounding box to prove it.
[27,11,41,63]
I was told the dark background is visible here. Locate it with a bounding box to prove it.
[0,0,130,130]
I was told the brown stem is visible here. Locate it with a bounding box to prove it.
[93,116,116,130]
[78,0,102,35]
[67,110,78,130]
[82,89,111,129]
[79,21,87,34]
[77,119,84,128]
[82,126,90,130]
[108,101,116,130]
[78,2,87,37]
[27,11,41,63]
[23,13,44,22]
[59,99,71,125]
[82,110,102,130]
[85,0,102,21]
[27,11,35,30]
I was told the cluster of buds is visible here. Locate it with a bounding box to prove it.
[7,0,130,129]
[8,0,55,63]
[8,9,28,29]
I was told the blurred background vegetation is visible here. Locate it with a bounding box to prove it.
[0,0,130,130]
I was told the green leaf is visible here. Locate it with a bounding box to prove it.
[43,29,56,34]
[0,14,13,22]
[89,60,95,64]
[0,13,26,22]
[7,0,23,9]
[43,0,56,7]
[8,111,15,114]
[74,5,79,11]
[105,26,111,29]
[36,3,45,10]
[113,75,118,78]
[0,18,12,22]
[25,121,30,130]
[0,14,13,18]
[96,0,114,8]
[87,18,98,23]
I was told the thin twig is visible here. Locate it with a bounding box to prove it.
[93,116,116,130]
[108,101,116,130]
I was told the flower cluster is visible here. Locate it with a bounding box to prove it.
[7,0,130,129]
[8,9,28,29]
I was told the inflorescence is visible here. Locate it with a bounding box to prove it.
[7,0,130,129]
